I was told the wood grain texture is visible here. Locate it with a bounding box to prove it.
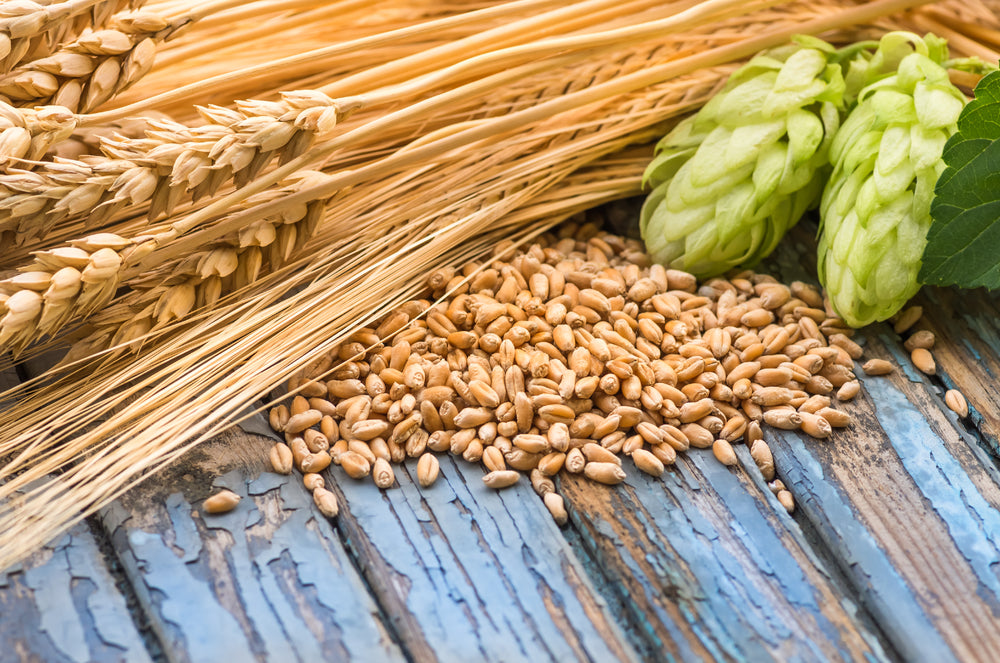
[559,449,893,663]
[764,324,1000,663]
[97,426,405,663]
[1,365,151,663]
[325,453,642,663]
[0,520,153,663]
[913,286,1000,455]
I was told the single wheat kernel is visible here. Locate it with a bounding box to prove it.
[285,409,323,434]
[583,461,626,485]
[303,473,324,491]
[582,442,622,466]
[750,439,775,481]
[712,439,738,466]
[340,451,371,479]
[300,451,332,473]
[892,306,923,334]
[269,442,294,474]
[816,407,851,428]
[417,453,440,487]
[565,447,586,473]
[904,330,935,351]
[836,380,861,401]
[530,469,555,496]
[798,412,832,439]
[482,470,521,489]
[762,408,802,430]
[373,458,395,489]
[910,347,935,375]
[538,452,566,476]
[861,359,893,376]
[203,489,241,514]
[776,490,795,513]
[313,487,339,518]
[544,492,568,525]
[945,389,969,418]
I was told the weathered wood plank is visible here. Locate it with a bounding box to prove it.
[1,365,153,663]
[912,286,1000,455]
[325,453,643,663]
[558,448,894,663]
[97,426,405,663]
[0,520,154,663]
[764,325,1000,663]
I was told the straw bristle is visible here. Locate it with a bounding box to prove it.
[0,0,998,571]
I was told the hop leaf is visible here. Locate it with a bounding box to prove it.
[640,37,868,278]
[920,69,1000,289]
[817,32,967,327]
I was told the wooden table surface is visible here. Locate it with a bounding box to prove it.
[3,219,1000,663]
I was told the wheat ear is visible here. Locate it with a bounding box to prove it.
[0,10,187,112]
[0,89,345,248]
[0,0,144,74]
[0,100,77,166]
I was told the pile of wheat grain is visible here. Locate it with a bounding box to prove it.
[0,0,996,569]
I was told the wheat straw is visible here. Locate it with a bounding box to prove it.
[0,0,796,350]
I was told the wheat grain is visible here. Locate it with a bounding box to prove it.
[0,100,77,166]
[0,87,343,243]
[202,487,239,513]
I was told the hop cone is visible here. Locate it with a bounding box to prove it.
[817,32,966,327]
[640,36,870,278]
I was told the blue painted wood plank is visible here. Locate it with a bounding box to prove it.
[326,453,642,663]
[558,448,893,663]
[912,286,1000,455]
[98,427,405,663]
[1,364,152,663]
[0,521,153,663]
[764,326,1000,663]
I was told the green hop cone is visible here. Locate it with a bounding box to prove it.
[817,32,967,327]
[640,36,871,278]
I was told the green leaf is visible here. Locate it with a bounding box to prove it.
[921,70,1000,288]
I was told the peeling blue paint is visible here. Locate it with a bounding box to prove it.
[23,538,90,662]
[101,464,405,663]
[860,371,1000,614]
[330,455,640,663]
[568,449,890,663]
[10,522,150,663]
[767,432,956,663]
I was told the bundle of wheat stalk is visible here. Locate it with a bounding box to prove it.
[0,0,997,570]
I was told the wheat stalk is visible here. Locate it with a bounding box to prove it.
[0,0,283,112]
[0,0,776,350]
